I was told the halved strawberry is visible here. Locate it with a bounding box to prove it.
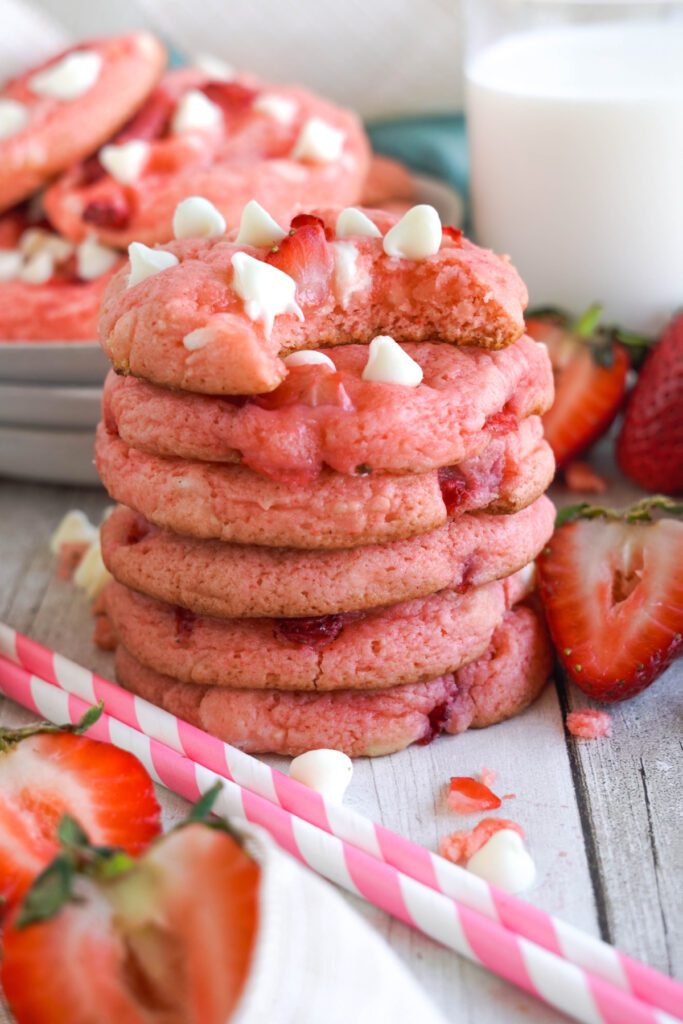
[526,307,632,469]
[0,708,161,916]
[617,311,683,494]
[537,498,683,701]
[447,777,502,814]
[266,214,333,305]
[2,796,259,1024]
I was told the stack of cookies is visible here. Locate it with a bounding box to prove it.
[97,198,556,757]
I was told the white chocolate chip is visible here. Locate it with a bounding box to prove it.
[19,250,54,285]
[231,251,303,338]
[361,335,423,387]
[336,208,381,239]
[332,241,369,310]
[289,749,353,802]
[183,326,215,351]
[466,830,536,894]
[0,250,23,282]
[99,140,149,185]
[173,196,226,240]
[29,50,102,101]
[383,204,442,260]
[0,99,28,139]
[171,89,223,134]
[127,242,179,288]
[291,117,344,163]
[19,228,73,263]
[235,199,286,247]
[284,350,335,370]
[253,93,297,125]
[194,53,236,81]
[73,539,112,599]
[49,509,98,555]
[76,236,119,280]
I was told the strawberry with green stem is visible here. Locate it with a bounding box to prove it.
[2,785,260,1024]
[0,705,161,917]
[526,304,646,471]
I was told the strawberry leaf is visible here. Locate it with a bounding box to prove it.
[0,702,103,751]
[16,856,74,929]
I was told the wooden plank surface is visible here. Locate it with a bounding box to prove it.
[0,476,681,1023]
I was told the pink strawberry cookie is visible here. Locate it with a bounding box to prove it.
[0,34,165,213]
[0,207,123,340]
[103,567,533,693]
[102,333,553,480]
[101,496,555,618]
[98,206,527,395]
[44,69,370,247]
[95,419,554,548]
[113,603,552,757]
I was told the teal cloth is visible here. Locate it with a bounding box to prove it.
[366,114,469,203]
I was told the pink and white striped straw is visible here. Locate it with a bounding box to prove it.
[0,655,678,1024]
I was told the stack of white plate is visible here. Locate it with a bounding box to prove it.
[0,341,108,486]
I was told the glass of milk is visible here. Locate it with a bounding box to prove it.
[464,1,683,331]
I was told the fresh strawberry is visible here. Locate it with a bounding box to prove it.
[0,707,161,915]
[266,214,333,305]
[447,777,502,814]
[537,498,683,701]
[2,792,259,1024]
[617,312,683,494]
[526,306,631,469]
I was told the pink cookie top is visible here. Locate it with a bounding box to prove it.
[98,207,528,395]
[0,34,165,212]
[0,207,123,340]
[45,69,370,246]
[102,334,553,480]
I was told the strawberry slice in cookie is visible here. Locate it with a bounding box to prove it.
[537,498,683,701]
[0,34,165,213]
[0,206,122,340]
[98,200,528,395]
[44,67,370,247]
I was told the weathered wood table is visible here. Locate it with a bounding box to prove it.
[1,466,681,1023]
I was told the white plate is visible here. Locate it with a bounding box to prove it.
[0,340,108,385]
[0,425,100,486]
[0,383,101,429]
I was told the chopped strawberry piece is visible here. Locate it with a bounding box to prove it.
[116,88,176,144]
[275,614,346,648]
[566,709,612,740]
[438,466,468,515]
[0,718,160,915]
[0,206,28,248]
[201,80,257,119]
[439,818,524,865]
[527,311,629,468]
[252,364,352,411]
[82,196,131,231]
[418,701,452,744]
[442,226,463,245]
[447,777,502,814]
[564,461,608,494]
[266,216,333,305]
[485,410,518,437]
[617,311,683,493]
[537,504,683,701]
